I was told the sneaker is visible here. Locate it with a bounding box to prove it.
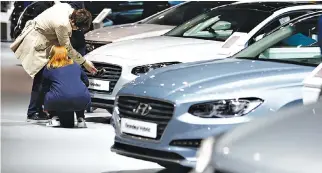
[77,117,87,128]
[46,116,61,127]
[27,112,49,123]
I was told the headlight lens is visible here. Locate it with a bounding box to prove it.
[131,62,181,75]
[189,98,263,118]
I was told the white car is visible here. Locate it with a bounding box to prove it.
[84,2,322,113]
[84,1,234,52]
[303,61,322,105]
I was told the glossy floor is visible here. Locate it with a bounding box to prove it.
[1,42,179,173]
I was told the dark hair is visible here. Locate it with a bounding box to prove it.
[70,9,92,32]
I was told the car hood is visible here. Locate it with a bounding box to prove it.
[120,58,314,102]
[213,102,322,173]
[85,23,175,42]
[86,36,224,64]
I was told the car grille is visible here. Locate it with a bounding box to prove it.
[117,96,175,140]
[84,62,122,94]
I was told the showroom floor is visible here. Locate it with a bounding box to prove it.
[1,42,172,173]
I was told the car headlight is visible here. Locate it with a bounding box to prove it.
[188,98,263,118]
[131,62,181,76]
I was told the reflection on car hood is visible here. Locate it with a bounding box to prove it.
[213,102,322,173]
[120,59,314,101]
[87,36,223,63]
[85,23,175,42]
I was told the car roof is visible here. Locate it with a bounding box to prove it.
[216,1,319,13]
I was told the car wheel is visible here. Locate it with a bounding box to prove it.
[58,112,74,128]
[158,163,191,171]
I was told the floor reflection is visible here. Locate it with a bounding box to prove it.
[103,168,190,173]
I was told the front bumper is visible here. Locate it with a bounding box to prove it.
[111,142,187,165]
[111,108,249,168]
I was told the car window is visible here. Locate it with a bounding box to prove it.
[250,10,316,45]
[235,14,321,66]
[166,8,271,41]
[143,1,234,26]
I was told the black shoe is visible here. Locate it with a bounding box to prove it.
[27,112,49,122]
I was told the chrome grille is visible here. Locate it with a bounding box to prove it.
[117,96,174,140]
[84,62,122,94]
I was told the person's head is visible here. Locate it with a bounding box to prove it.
[70,9,92,32]
[47,46,73,69]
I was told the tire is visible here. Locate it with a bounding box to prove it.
[58,111,74,128]
[158,163,191,172]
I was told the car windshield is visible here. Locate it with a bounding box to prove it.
[233,14,321,66]
[165,8,271,41]
[142,1,234,26]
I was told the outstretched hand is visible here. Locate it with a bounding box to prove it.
[83,60,98,74]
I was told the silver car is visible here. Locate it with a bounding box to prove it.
[192,101,322,173]
[110,11,322,169]
[84,1,234,52]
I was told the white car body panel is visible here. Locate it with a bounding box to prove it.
[303,62,322,105]
[85,23,175,42]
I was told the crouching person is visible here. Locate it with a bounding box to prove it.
[41,46,90,128]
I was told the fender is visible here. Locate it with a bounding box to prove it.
[279,99,303,111]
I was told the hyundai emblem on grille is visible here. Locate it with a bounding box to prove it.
[96,68,106,77]
[133,103,152,116]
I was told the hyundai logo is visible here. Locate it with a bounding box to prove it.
[133,103,152,116]
[95,68,106,77]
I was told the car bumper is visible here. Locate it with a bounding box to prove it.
[111,109,249,167]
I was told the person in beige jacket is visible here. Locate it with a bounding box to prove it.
[10,2,97,121]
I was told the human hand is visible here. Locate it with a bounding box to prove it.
[83,60,98,74]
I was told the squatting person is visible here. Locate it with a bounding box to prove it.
[41,46,91,128]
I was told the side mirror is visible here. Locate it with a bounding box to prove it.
[211,21,231,30]
[254,34,265,42]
